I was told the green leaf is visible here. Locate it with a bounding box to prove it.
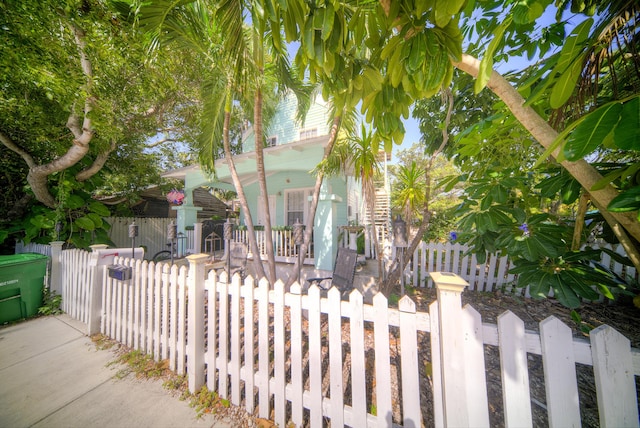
[475,17,512,94]
[553,17,592,74]
[550,53,584,109]
[608,186,640,212]
[74,216,96,231]
[89,201,111,217]
[518,269,552,298]
[551,274,581,309]
[613,96,640,150]
[66,194,86,210]
[87,213,104,229]
[563,102,622,161]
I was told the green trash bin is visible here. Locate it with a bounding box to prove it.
[0,253,49,324]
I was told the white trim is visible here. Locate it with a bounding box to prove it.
[284,187,314,226]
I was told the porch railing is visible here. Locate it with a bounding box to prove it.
[232,229,314,264]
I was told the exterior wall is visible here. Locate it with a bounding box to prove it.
[238,173,349,229]
[242,92,331,153]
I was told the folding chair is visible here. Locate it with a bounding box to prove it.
[307,247,358,297]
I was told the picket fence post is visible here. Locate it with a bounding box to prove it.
[49,241,64,295]
[187,253,208,393]
[194,222,203,254]
[430,271,470,427]
[86,244,109,336]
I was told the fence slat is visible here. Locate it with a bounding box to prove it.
[349,290,367,426]
[289,284,303,425]
[373,293,393,428]
[498,311,533,428]
[230,274,242,406]
[399,296,421,428]
[591,325,640,428]
[308,285,323,427]
[540,316,581,427]
[152,263,161,360]
[243,277,255,414]
[328,287,344,427]
[429,302,444,428]
[462,305,490,427]
[257,278,270,419]
[176,266,187,375]
[168,264,178,371]
[206,270,218,390]
[161,264,170,360]
[218,278,229,399]
[273,280,286,426]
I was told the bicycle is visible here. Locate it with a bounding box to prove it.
[152,242,179,263]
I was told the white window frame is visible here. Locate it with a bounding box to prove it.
[284,188,313,226]
[266,135,277,147]
[299,128,317,140]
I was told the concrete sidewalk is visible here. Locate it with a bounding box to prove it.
[0,315,231,428]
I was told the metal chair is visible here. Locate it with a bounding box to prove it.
[307,247,358,297]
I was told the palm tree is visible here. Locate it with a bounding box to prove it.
[393,161,426,228]
[139,0,316,285]
[138,1,273,282]
[328,124,385,282]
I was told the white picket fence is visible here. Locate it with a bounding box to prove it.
[408,242,637,294]
[14,241,52,257]
[45,251,636,427]
[59,248,95,324]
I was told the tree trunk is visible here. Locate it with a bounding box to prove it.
[453,54,640,243]
[222,90,267,281]
[253,88,277,285]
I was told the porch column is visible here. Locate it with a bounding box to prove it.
[313,183,342,271]
[172,204,202,235]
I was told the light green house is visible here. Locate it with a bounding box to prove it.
[164,93,365,271]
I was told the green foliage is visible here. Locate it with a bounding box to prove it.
[38,288,63,316]
[453,165,632,307]
[189,386,230,417]
[1,170,114,249]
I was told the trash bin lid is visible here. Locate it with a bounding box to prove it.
[0,253,49,267]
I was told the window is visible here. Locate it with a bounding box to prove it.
[299,128,317,140]
[266,135,277,147]
[285,188,313,226]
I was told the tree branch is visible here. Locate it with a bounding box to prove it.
[76,139,117,182]
[0,131,37,169]
[453,54,640,243]
[27,21,97,208]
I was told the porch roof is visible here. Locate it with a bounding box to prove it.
[162,135,330,190]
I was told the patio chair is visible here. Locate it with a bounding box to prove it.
[307,247,358,297]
